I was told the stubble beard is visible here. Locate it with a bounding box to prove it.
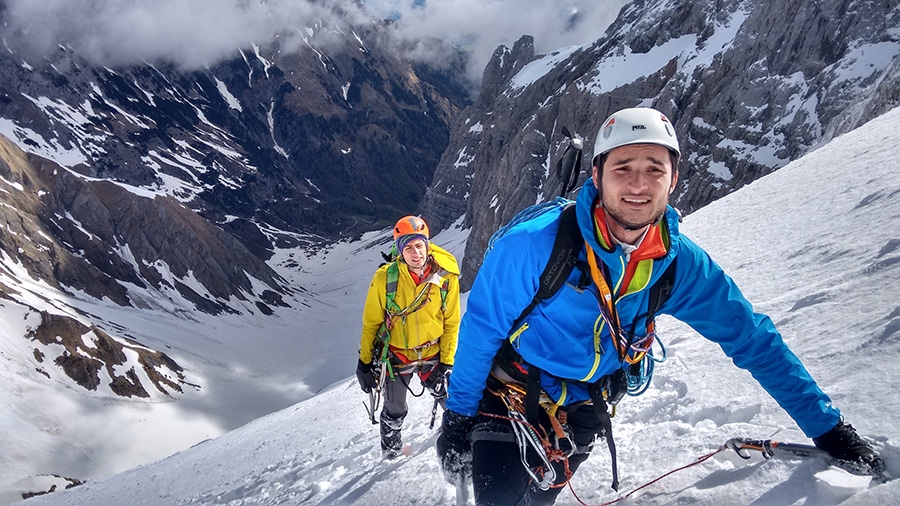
[602,193,668,231]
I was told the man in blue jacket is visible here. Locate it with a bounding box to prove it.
[436,107,882,505]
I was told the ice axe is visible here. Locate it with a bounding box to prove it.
[428,376,448,429]
[554,126,583,197]
[725,437,887,478]
[363,361,386,425]
[725,437,830,460]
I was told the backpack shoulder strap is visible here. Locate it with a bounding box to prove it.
[440,277,450,312]
[646,257,677,323]
[384,261,402,313]
[509,202,582,331]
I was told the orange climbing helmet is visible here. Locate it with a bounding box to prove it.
[393,216,430,241]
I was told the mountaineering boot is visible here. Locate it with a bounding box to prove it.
[380,412,404,460]
[381,447,402,460]
[813,421,885,475]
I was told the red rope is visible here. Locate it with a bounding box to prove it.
[568,446,727,506]
[479,387,730,505]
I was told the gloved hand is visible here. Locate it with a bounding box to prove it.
[436,410,475,484]
[422,363,451,397]
[813,420,884,475]
[356,359,377,393]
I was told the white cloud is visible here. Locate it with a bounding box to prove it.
[1,0,628,86]
[380,0,629,84]
[1,0,355,69]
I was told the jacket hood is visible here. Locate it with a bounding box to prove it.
[428,243,460,276]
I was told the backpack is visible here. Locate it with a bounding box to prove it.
[484,197,676,491]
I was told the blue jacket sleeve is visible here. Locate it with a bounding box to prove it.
[445,219,553,416]
[666,237,840,438]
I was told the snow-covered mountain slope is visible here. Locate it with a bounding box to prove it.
[0,158,467,492]
[15,105,900,506]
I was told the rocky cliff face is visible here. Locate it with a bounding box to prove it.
[0,15,470,254]
[0,134,284,313]
[0,135,221,396]
[0,6,472,402]
[0,7,471,314]
[420,0,900,288]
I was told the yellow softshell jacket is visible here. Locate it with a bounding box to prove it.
[359,243,460,366]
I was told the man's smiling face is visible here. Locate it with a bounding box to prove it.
[594,143,677,243]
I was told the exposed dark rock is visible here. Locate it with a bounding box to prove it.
[54,352,102,391]
[419,0,900,289]
[0,134,285,312]
[255,301,275,316]
[20,475,83,500]
[26,311,188,397]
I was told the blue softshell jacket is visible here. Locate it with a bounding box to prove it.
[446,180,840,439]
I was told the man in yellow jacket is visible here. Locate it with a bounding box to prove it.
[357,215,461,459]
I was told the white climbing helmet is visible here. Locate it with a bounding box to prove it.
[592,107,680,163]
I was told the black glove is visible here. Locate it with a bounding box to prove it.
[422,363,451,397]
[436,410,475,484]
[813,421,884,474]
[356,359,377,393]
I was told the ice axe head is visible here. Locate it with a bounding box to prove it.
[555,127,584,196]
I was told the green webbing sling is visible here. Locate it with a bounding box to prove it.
[374,261,450,379]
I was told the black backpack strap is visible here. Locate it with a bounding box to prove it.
[509,203,582,331]
[525,366,542,427]
[646,257,677,323]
